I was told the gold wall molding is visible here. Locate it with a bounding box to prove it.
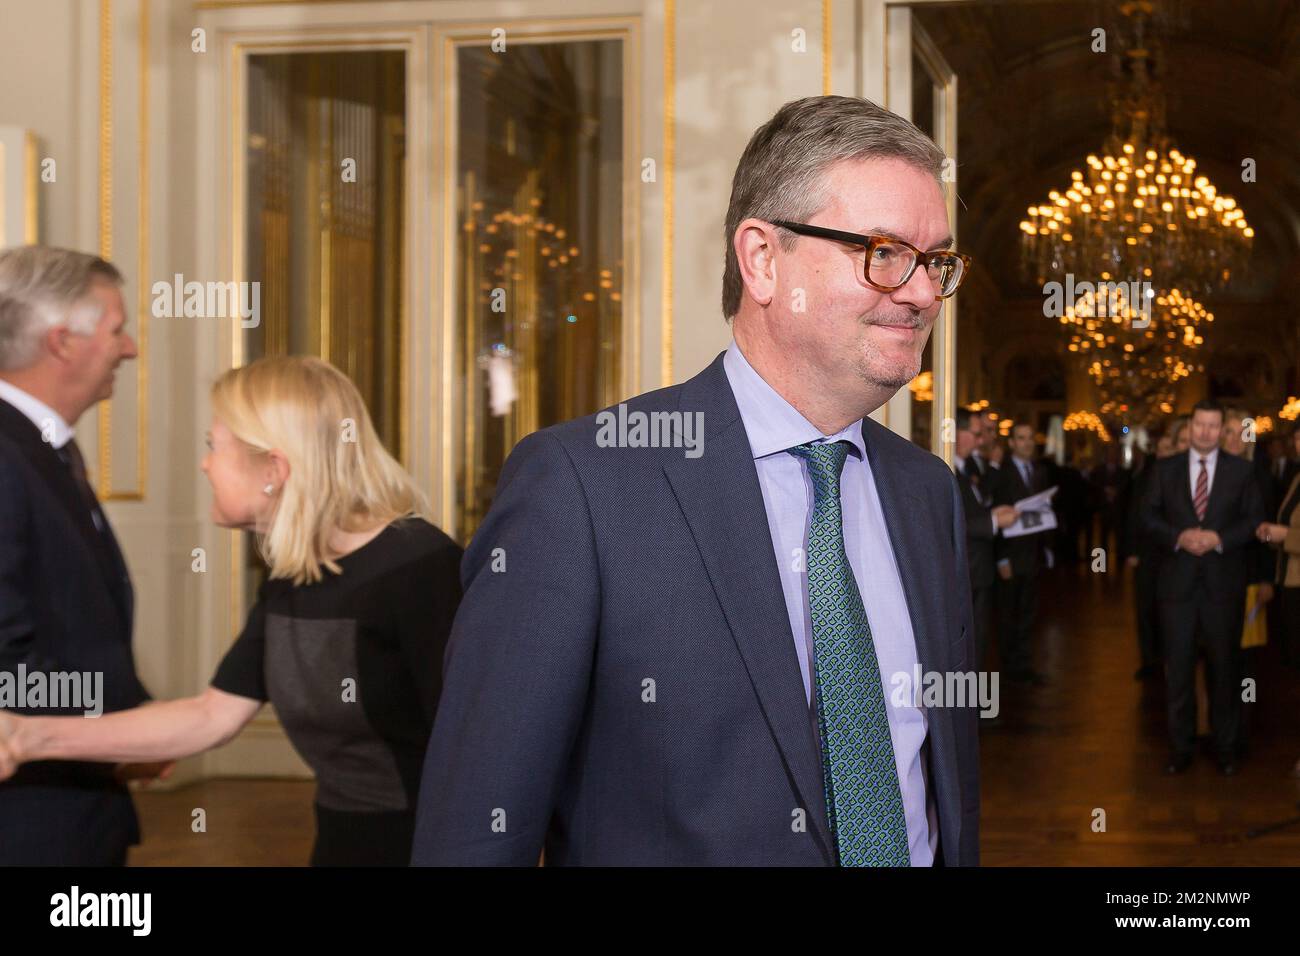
[662,0,674,386]
[96,0,113,497]
[0,131,42,244]
[822,0,831,95]
[863,0,959,452]
[96,0,150,500]
[24,132,38,243]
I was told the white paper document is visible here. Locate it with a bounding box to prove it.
[1003,485,1058,538]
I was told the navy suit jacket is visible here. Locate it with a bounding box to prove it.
[955,465,996,590]
[0,397,149,865]
[412,352,979,865]
[993,458,1052,576]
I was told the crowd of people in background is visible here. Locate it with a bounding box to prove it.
[954,402,1300,777]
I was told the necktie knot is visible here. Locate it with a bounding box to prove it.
[788,440,851,497]
[56,439,90,486]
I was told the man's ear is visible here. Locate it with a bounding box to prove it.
[733,218,779,308]
[43,324,76,364]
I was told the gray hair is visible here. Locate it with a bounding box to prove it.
[0,246,123,371]
[721,95,946,318]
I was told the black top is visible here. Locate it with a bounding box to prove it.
[212,517,462,865]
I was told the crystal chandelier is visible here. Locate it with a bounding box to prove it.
[908,370,934,403]
[1019,4,1252,297]
[1064,410,1112,443]
[1061,283,1210,423]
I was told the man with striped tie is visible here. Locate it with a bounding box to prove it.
[1141,400,1264,776]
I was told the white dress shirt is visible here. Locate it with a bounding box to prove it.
[1180,447,1222,553]
[0,378,74,448]
[723,340,938,866]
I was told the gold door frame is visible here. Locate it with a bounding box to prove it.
[220,27,427,739]
[96,0,151,500]
[858,0,961,462]
[435,17,643,539]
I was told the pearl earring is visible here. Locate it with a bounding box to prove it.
[263,483,275,495]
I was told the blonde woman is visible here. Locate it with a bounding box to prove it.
[0,356,462,865]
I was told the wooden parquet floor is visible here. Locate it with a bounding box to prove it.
[131,563,1300,865]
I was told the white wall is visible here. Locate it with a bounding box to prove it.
[672,0,827,380]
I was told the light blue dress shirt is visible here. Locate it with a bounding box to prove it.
[722,339,939,866]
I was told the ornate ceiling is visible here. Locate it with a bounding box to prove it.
[914,0,1300,306]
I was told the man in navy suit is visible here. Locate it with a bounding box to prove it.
[1142,400,1263,775]
[0,246,154,865]
[413,96,981,866]
[953,409,1018,672]
[993,422,1053,685]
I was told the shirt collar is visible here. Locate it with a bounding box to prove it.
[0,378,75,448]
[722,339,865,462]
[1191,447,1219,467]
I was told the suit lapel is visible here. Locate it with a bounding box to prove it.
[861,419,963,864]
[1173,451,1196,520]
[0,398,133,630]
[661,354,835,861]
[1204,453,1232,524]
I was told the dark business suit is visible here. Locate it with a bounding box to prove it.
[1246,451,1279,587]
[956,458,996,670]
[412,352,979,866]
[1141,450,1263,760]
[1089,462,1132,557]
[993,457,1050,676]
[0,397,149,865]
[1237,450,1278,752]
[1122,455,1162,669]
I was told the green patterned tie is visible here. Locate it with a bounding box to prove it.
[789,440,911,867]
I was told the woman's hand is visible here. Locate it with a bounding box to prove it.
[1257,522,1290,544]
